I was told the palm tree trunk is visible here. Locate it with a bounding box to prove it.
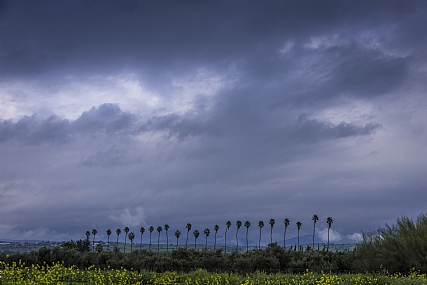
[157,233,160,253]
[313,223,315,249]
[246,228,249,253]
[224,230,227,253]
[176,237,179,249]
[259,228,262,249]
[205,236,208,251]
[214,233,217,251]
[235,229,239,251]
[327,227,330,252]
[166,232,169,252]
[186,232,189,249]
[107,236,110,251]
[284,228,287,249]
[149,233,152,252]
[297,229,300,250]
[140,235,142,251]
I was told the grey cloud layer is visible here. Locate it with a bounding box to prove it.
[1,0,426,241]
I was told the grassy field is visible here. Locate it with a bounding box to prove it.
[1,261,426,285]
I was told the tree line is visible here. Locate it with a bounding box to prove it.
[91,215,334,254]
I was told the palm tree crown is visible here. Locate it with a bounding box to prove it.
[296,221,302,250]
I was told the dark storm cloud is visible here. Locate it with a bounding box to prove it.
[0,104,137,144]
[1,0,426,241]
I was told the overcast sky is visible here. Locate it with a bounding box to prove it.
[1,0,426,244]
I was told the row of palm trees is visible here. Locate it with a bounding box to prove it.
[88,216,334,253]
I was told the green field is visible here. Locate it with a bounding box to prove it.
[1,261,426,285]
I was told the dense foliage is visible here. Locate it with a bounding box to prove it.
[357,213,427,273]
[0,243,359,274]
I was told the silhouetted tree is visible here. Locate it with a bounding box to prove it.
[193,230,200,250]
[149,226,154,252]
[175,230,181,249]
[225,221,231,253]
[296,222,302,250]
[204,228,210,251]
[128,232,135,252]
[123,227,130,253]
[283,218,290,249]
[157,226,162,253]
[164,224,170,252]
[213,224,219,251]
[92,229,97,252]
[312,214,319,249]
[258,221,264,249]
[244,221,251,252]
[269,219,275,244]
[326,217,333,251]
[106,229,112,251]
[115,229,121,249]
[236,220,242,251]
[186,223,192,249]
[139,227,145,251]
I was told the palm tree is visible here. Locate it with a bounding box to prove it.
[123,227,130,253]
[244,221,251,252]
[185,223,192,249]
[164,224,170,252]
[269,219,275,244]
[235,220,242,251]
[312,214,319,250]
[106,229,112,251]
[128,232,135,252]
[92,229,97,252]
[296,222,302,250]
[193,230,200,250]
[258,221,264,249]
[139,227,145,251]
[85,231,90,242]
[115,229,121,249]
[326,217,333,251]
[213,225,219,251]
[149,226,154,252]
[156,226,162,253]
[204,228,210,251]
[225,221,231,253]
[283,219,290,249]
[175,230,181,249]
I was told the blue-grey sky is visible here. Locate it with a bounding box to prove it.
[1,0,426,244]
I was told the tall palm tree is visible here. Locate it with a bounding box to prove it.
[193,230,200,250]
[326,217,333,252]
[269,219,275,244]
[123,227,130,253]
[149,226,154,252]
[164,224,170,252]
[244,221,251,253]
[185,223,192,249]
[213,225,219,251]
[312,214,319,250]
[115,229,121,249]
[128,232,135,252]
[235,220,242,251]
[258,221,264,249]
[296,222,302,250]
[204,228,210,251]
[92,229,97,252]
[225,221,231,253]
[85,231,90,241]
[156,226,162,253]
[175,230,181,249]
[106,229,112,251]
[283,218,290,249]
[139,227,145,251]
